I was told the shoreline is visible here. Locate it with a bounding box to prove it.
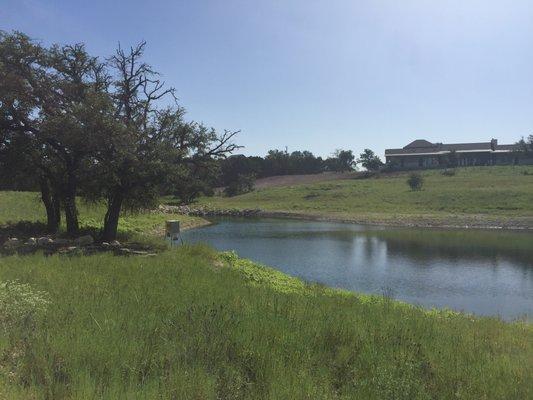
[257,211,533,231]
[160,205,533,232]
[220,251,532,324]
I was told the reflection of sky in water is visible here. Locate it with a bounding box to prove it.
[181,218,533,320]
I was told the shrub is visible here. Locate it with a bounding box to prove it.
[224,173,256,197]
[407,173,424,191]
[441,169,456,177]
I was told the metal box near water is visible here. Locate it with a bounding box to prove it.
[165,220,181,241]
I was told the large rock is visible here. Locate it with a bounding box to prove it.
[75,235,94,246]
[25,237,37,246]
[37,237,53,245]
[131,250,149,255]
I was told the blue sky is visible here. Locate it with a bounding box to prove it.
[2,0,533,158]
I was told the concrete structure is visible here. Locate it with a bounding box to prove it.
[385,139,528,170]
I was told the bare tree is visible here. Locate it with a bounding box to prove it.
[97,42,239,241]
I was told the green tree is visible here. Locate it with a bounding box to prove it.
[224,173,256,197]
[94,43,239,240]
[1,34,240,240]
[0,31,63,232]
[40,43,110,234]
[0,32,112,235]
[357,149,383,171]
[325,149,356,172]
[517,135,533,153]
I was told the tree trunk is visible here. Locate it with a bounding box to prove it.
[101,192,123,242]
[52,191,61,228]
[39,178,60,233]
[63,171,79,236]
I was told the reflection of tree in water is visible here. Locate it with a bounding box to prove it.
[191,218,533,271]
[370,231,533,270]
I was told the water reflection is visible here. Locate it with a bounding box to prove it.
[181,218,533,320]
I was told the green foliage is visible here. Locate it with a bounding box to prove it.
[220,251,307,294]
[516,134,533,153]
[407,173,424,191]
[0,32,238,240]
[0,247,530,399]
[224,173,256,197]
[219,150,334,189]
[218,148,365,186]
[357,148,384,171]
[169,161,218,204]
[325,149,356,172]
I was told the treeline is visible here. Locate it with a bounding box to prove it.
[0,32,238,240]
[218,148,383,195]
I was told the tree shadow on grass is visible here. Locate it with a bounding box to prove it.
[0,221,103,242]
[1,221,165,256]
[0,221,49,244]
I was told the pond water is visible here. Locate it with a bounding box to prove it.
[181,218,533,320]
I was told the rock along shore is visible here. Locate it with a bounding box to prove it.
[158,204,262,218]
[158,204,533,231]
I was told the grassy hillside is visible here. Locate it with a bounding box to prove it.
[198,166,533,227]
[0,247,531,399]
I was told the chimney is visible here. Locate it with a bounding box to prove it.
[490,138,498,151]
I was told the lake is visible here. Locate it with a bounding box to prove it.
[181,218,533,320]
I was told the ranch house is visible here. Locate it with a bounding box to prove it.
[384,139,526,170]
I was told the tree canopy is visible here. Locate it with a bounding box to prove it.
[0,31,239,240]
[357,149,384,171]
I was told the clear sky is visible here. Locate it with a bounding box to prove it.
[2,0,533,158]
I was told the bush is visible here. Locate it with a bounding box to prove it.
[407,173,424,191]
[224,173,256,197]
[173,179,215,205]
[441,169,456,177]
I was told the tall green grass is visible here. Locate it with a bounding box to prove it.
[0,247,531,399]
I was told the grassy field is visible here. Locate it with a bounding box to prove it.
[197,166,533,227]
[0,247,531,399]
[1,189,532,398]
[0,191,207,240]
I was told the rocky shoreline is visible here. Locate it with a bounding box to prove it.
[158,204,533,231]
[158,204,262,218]
[2,235,157,256]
